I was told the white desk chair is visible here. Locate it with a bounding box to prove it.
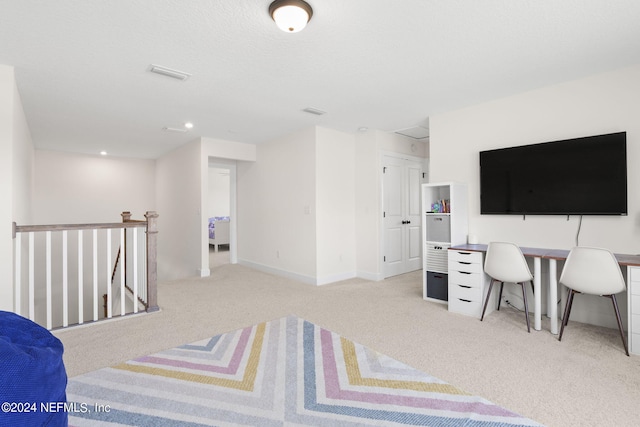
[481,242,534,332]
[558,246,629,356]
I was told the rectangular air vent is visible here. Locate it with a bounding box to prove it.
[162,127,188,133]
[148,64,191,81]
[302,107,327,116]
[394,126,429,140]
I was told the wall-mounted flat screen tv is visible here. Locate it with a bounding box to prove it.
[480,132,627,215]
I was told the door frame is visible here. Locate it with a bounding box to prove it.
[206,158,238,268]
[379,151,427,278]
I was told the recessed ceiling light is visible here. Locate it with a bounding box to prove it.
[358,127,368,132]
[100,151,107,156]
[184,122,194,129]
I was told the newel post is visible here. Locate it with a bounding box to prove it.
[145,211,160,312]
[121,211,132,223]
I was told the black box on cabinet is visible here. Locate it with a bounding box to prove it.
[426,271,448,301]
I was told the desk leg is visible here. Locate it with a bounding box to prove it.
[534,257,541,331]
[549,259,558,335]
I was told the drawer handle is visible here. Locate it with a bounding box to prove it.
[458,298,472,303]
[458,271,471,275]
[458,285,471,289]
[457,252,472,255]
[458,261,472,265]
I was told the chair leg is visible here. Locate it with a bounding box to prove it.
[609,294,630,356]
[558,289,576,341]
[481,279,496,321]
[497,281,504,311]
[520,281,531,333]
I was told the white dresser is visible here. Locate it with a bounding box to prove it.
[628,266,640,354]
[448,249,494,318]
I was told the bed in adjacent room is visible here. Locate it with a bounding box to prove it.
[208,216,230,252]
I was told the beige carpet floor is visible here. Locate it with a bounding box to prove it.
[55,249,640,427]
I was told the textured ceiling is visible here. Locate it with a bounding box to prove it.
[1,0,640,159]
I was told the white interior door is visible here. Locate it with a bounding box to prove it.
[383,155,423,278]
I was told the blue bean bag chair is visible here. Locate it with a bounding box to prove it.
[0,311,67,427]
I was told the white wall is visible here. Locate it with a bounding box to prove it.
[238,126,428,285]
[0,65,34,312]
[315,127,356,283]
[354,130,429,280]
[200,137,256,275]
[430,64,640,327]
[156,139,202,281]
[237,127,317,282]
[354,131,381,279]
[33,150,155,224]
[207,168,230,218]
[12,79,34,225]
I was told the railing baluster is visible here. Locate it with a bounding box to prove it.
[46,231,52,330]
[13,213,157,329]
[93,229,98,321]
[28,232,34,321]
[78,230,83,325]
[62,230,68,328]
[14,232,21,316]
[133,227,138,313]
[120,228,125,316]
[106,229,112,319]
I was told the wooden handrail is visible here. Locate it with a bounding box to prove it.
[13,210,159,330]
[13,221,147,236]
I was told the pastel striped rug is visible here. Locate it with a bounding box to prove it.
[67,315,542,426]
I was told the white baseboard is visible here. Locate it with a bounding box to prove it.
[237,259,318,285]
[356,270,384,281]
[237,259,365,286]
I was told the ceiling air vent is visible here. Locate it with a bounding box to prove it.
[148,64,191,81]
[302,107,326,116]
[394,126,429,140]
[162,127,188,133]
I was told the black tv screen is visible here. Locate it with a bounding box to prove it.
[480,132,627,215]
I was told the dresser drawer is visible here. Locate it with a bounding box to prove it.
[449,270,481,287]
[631,333,640,355]
[632,295,640,315]
[448,258,482,274]
[630,267,640,283]
[629,278,640,296]
[449,298,482,318]
[449,282,482,301]
[448,250,482,264]
[632,313,640,332]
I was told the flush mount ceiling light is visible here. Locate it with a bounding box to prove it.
[269,0,313,33]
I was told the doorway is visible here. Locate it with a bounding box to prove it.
[207,160,237,271]
[382,154,423,278]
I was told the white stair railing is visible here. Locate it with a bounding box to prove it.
[12,211,158,330]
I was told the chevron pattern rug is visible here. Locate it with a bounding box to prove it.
[67,315,542,426]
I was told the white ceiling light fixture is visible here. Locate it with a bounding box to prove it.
[269,0,313,33]
[184,122,194,129]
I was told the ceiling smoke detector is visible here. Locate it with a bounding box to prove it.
[148,64,191,81]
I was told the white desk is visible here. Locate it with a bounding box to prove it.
[449,245,640,338]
